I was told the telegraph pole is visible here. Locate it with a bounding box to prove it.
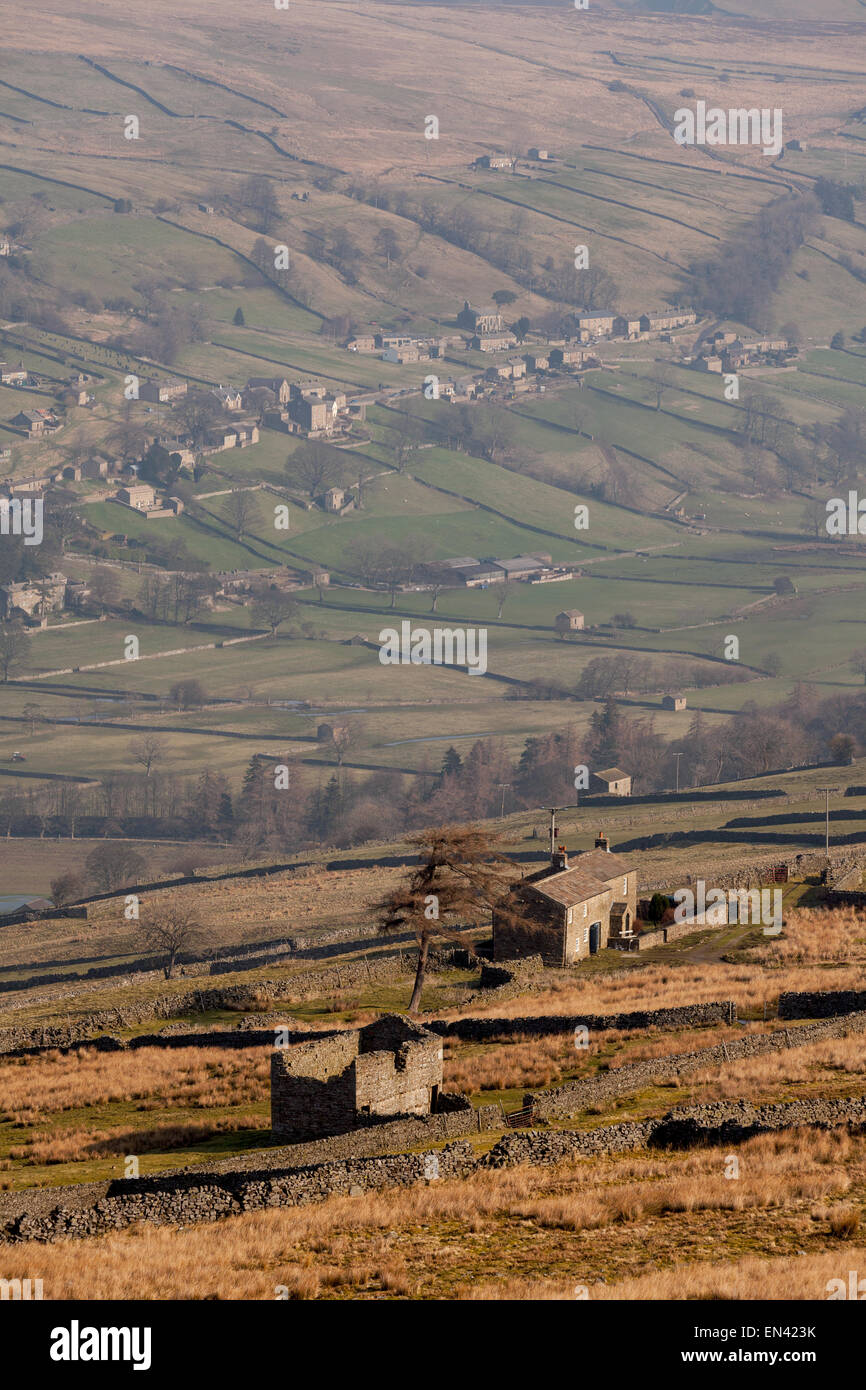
[816,786,839,857]
[675,751,683,794]
[495,783,511,819]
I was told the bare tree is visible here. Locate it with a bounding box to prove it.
[376,824,516,1013]
[128,734,167,778]
[0,623,30,682]
[226,489,256,540]
[250,586,299,637]
[136,900,201,979]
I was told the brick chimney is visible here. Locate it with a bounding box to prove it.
[551,845,568,870]
[595,830,609,852]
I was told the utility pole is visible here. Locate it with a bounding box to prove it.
[816,786,839,857]
[675,751,683,794]
[544,805,580,857]
[495,783,511,819]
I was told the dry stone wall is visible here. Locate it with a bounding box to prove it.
[428,1000,736,1041]
[6,1095,866,1245]
[779,989,866,1020]
[526,1010,866,1120]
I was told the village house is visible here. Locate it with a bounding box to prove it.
[662,693,687,712]
[0,237,10,256]
[613,315,643,340]
[590,767,632,797]
[576,314,616,341]
[271,1016,444,1140]
[549,346,586,368]
[383,342,429,365]
[470,332,516,353]
[139,378,188,404]
[0,362,29,386]
[116,483,157,511]
[346,336,377,354]
[527,147,552,161]
[245,377,292,406]
[555,609,585,634]
[10,409,59,438]
[523,351,550,372]
[457,301,504,335]
[639,311,697,333]
[212,385,244,412]
[493,840,638,965]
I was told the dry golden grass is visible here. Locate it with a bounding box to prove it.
[2,1128,862,1300]
[0,1045,269,1123]
[8,1115,262,1166]
[749,908,866,967]
[434,915,866,1023]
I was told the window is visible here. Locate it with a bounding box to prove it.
[623,878,627,893]
[584,928,589,943]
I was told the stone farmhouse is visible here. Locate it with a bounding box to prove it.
[493,842,638,965]
[271,1015,444,1139]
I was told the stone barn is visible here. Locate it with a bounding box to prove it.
[590,767,632,796]
[662,694,687,712]
[271,1015,444,1139]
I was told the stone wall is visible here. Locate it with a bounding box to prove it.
[428,1000,736,1041]
[5,1094,866,1245]
[779,989,866,1020]
[271,1033,359,1139]
[525,1010,866,1120]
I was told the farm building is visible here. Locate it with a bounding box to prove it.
[555,609,585,634]
[590,767,632,796]
[271,1016,444,1140]
[662,694,687,711]
[493,842,637,965]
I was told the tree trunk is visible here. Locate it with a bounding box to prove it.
[408,935,429,1014]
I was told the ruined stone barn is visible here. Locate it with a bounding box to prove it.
[492,844,637,966]
[271,1015,444,1139]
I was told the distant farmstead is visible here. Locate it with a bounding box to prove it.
[590,767,632,797]
[555,609,584,634]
